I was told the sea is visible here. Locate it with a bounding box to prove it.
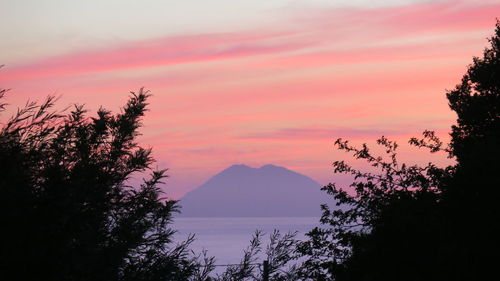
[173,217,320,265]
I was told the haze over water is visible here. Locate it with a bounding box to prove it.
[174,217,320,265]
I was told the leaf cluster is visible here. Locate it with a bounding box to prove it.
[297,20,500,281]
[0,88,200,281]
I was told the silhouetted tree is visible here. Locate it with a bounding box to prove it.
[297,136,448,281]
[215,230,301,281]
[0,88,202,280]
[439,19,500,280]
[297,20,500,281]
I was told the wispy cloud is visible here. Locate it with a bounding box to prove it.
[0,0,490,197]
[241,127,409,141]
[294,0,499,35]
[1,31,305,81]
[3,0,498,83]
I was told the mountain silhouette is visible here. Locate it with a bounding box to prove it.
[179,164,332,217]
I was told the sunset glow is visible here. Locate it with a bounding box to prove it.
[1,0,498,198]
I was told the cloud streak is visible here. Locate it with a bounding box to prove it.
[3,0,497,83]
[241,127,407,141]
[1,31,307,81]
[0,0,491,197]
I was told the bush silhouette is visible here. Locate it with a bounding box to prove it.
[0,89,199,281]
[297,21,500,281]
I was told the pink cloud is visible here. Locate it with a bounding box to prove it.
[1,0,490,196]
[241,127,406,140]
[1,30,306,81]
[2,0,496,85]
[297,0,499,37]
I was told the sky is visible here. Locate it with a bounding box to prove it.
[0,0,499,198]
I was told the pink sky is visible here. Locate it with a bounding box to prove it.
[0,0,498,198]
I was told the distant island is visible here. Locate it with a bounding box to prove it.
[179,164,333,217]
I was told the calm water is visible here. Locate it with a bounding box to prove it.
[173,217,320,264]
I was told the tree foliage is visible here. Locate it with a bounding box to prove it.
[0,89,201,281]
[215,230,301,281]
[296,136,448,281]
[439,20,500,281]
[297,20,500,281]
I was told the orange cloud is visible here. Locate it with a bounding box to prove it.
[1,0,491,197]
[1,31,306,81]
